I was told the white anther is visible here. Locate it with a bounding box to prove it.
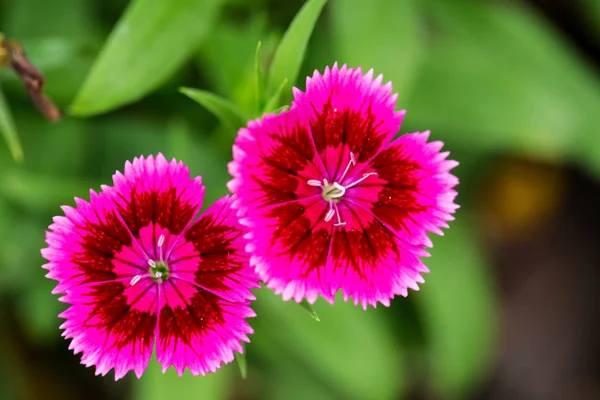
[155,271,163,278]
[130,275,141,286]
[307,150,378,227]
[157,234,165,247]
[148,259,157,268]
[333,203,346,227]
[324,208,335,222]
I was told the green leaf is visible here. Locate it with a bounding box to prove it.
[263,78,287,114]
[267,0,327,95]
[234,348,248,379]
[582,0,600,37]
[0,84,24,162]
[0,208,45,293]
[415,219,497,396]
[264,356,336,400]
[179,87,247,129]
[255,41,265,113]
[3,0,97,39]
[406,1,600,164]
[0,169,94,214]
[196,14,267,100]
[299,299,320,321]
[17,277,64,345]
[165,117,232,207]
[133,353,231,400]
[330,0,423,103]
[271,105,289,115]
[253,290,404,400]
[69,0,222,116]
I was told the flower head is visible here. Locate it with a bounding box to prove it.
[228,63,459,309]
[42,154,258,380]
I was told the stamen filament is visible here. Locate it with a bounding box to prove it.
[306,151,377,227]
[338,152,356,183]
[333,203,346,227]
[344,172,377,189]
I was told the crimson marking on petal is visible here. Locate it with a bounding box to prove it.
[81,282,156,351]
[157,283,227,359]
[344,195,420,250]
[165,281,205,355]
[369,146,433,235]
[309,97,386,172]
[267,202,331,272]
[252,176,300,206]
[256,132,322,180]
[331,209,397,281]
[183,213,248,300]
[71,211,137,284]
[114,186,198,239]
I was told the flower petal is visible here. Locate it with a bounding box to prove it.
[60,279,157,380]
[228,111,325,214]
[104,153,205,255]
[243,198,335,304]
[327,202,429,309]
[155,280,255,376]
[363,131,459,247]
[42,190,142,294]
[43,155,259,379]
[291,63,405,177]
[172,195,258,303]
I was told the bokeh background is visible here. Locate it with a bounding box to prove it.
[1,0,599,399]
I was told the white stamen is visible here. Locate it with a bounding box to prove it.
[148,259,156,268]
[333,203,346,227]
[307,151,378,227]
[329,182,346,198]
[324,208,335,222]
[338,152,357,183]
[157,234,165,261]
[155,271,163,278]
[130,275,141,286]
[344,172,378,189]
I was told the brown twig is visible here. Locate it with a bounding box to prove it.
[0,34,62,122]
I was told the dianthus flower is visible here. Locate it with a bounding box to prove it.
[228,64,459,309]
[42,154,258,379]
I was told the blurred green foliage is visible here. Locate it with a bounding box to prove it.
[1,0,599,399]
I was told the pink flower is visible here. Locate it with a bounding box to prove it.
[228,64,459,309]
[42,154,258,380]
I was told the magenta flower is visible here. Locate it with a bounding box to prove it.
[228,63,459,309]
[42,154,258,380]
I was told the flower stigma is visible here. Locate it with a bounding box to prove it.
[307,152,377,227]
